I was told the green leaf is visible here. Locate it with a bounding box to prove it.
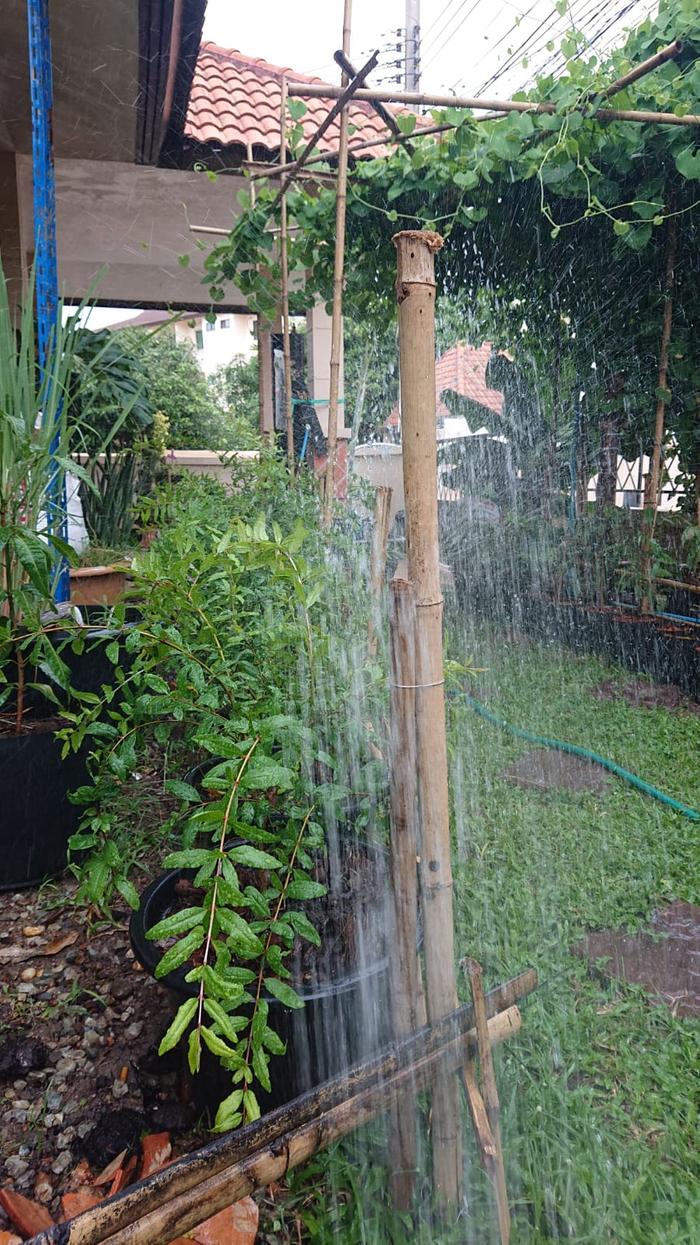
[243,1090,260,1122]
[155,927,205,978]
[214,1088,244,1132]
[201,1026,236,1058]
[675,147,700,181]
[287,99,308,122]
[158,998,197,1054]
[395,113,416,136]
[217,908,264,954]
[613,219,630,237]
[262,1026,286,1055]
[287,909,322,947]
[13,530,52,596]
[227,845,283,870]
[453,169,478,190]
[164,779,201,803]
[146,906,204,941]
[265,977,305,1009]
[203,998,246,1044]
[241,757,294,791]
[252,1045,271,1093]
[116,878,140,911]
[285,878,327,900]
[163,848,217,870]
[188,1027,201,1074]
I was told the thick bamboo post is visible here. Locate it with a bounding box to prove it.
[36,1011,521,1245]
[387,576,422,1207]
[279,76,295,475]
[641,212,678,613]
[322,0,352,524]
[392,228,462,1207]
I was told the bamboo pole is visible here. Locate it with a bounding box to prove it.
[279,75,295,475]
[35,972,536,1245]
[100,1012,522,1245]
[465,959,510,1244]
[322,0,353,525]
[387,575,422,1207]
[641,213,678,613]
[598,39,682,100]
[393,228,462,1207]
[270,49,378,212]
[30,986,533,1245]
[288,81,700,127]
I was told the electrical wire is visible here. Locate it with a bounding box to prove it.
[421,0,483,76]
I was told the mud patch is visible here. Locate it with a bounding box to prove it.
[574,900,700,1018]
[501,748,611,794]
[592,678,700,713]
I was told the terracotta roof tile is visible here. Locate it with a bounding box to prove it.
[388,343,503,428]
[185,43,394,155]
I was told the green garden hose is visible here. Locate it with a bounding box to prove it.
[451,689,700,823]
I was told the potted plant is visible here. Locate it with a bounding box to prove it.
[72,475,389,1123]
[0,267,138,888]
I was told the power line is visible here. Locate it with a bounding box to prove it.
[422,0,462,44]
[422,0,483,75]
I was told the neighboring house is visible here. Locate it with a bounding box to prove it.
[588,449,683,512]
[387,342,504,440]
[106,308,256,375]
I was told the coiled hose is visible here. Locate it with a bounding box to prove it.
[450,689,700,823]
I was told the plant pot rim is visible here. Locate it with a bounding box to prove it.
[70,564,131,578]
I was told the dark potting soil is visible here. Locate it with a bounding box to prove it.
[157,841,388,988]
[573,900,700,1018]
[501,748,611,794]
[0,715,67,738]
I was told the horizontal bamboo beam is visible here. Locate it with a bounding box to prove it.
[599,39,683,100]
[63,1008,524,1245]
[654,576,700,597]
[29,970,536,1245]
[288,81,700,127]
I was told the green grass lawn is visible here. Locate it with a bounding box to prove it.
[267,633,700,1244]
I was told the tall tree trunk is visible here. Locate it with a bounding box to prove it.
[596,416,619,508]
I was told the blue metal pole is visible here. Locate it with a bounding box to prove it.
[27,0,69,603]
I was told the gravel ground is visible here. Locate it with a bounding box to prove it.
[0,874,206,1230]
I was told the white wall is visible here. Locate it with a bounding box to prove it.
[177,314,256,375]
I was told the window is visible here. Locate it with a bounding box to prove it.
[205,319,216,332]
[195,329,203,350]
[220,318,231,330]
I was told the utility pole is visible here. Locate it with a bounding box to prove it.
[404,0,420,91]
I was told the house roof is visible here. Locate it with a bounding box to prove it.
[185,43,394,155]
[105,309,202,331]
[388,342,504,428]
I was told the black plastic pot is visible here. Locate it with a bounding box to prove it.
[0,726,89,891]
[131,835,393,1117]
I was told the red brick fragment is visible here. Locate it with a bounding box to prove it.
[61,1189,102,1220]
[0,1188,55,1237]
[138,1132,172,1179]
[190,1197,259,1245]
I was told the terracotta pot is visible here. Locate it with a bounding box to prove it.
[70,565,130,607]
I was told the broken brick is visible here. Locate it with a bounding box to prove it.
[138,1132,172,1180]
[190,1197,259,1245]
[61,1189,103,1220]
[0,1189,55,1237]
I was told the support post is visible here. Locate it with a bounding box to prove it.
[392,228,462,1207]
[257,317,275,443]
[387,575,423,1207]
[367,485,392,657]
[641,212,678,613]
[322,0,352,524]
[27,0,69,601]
[279,76,295,475]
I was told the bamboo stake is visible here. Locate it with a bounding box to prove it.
[288,80,700,127]
[654,576,700,597]
[322,0,352,525]
[279,75,295,476]
[269,49,378,213]
[40,1011,522,1245]
[367,485,393,657]
[598,39,683,100]
[393,228,462,1207]
[641,212,678,613]
[334,49,414,153]
[387,575,422,1208]
[36,972,536,1245]
[465,959,511,1245]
